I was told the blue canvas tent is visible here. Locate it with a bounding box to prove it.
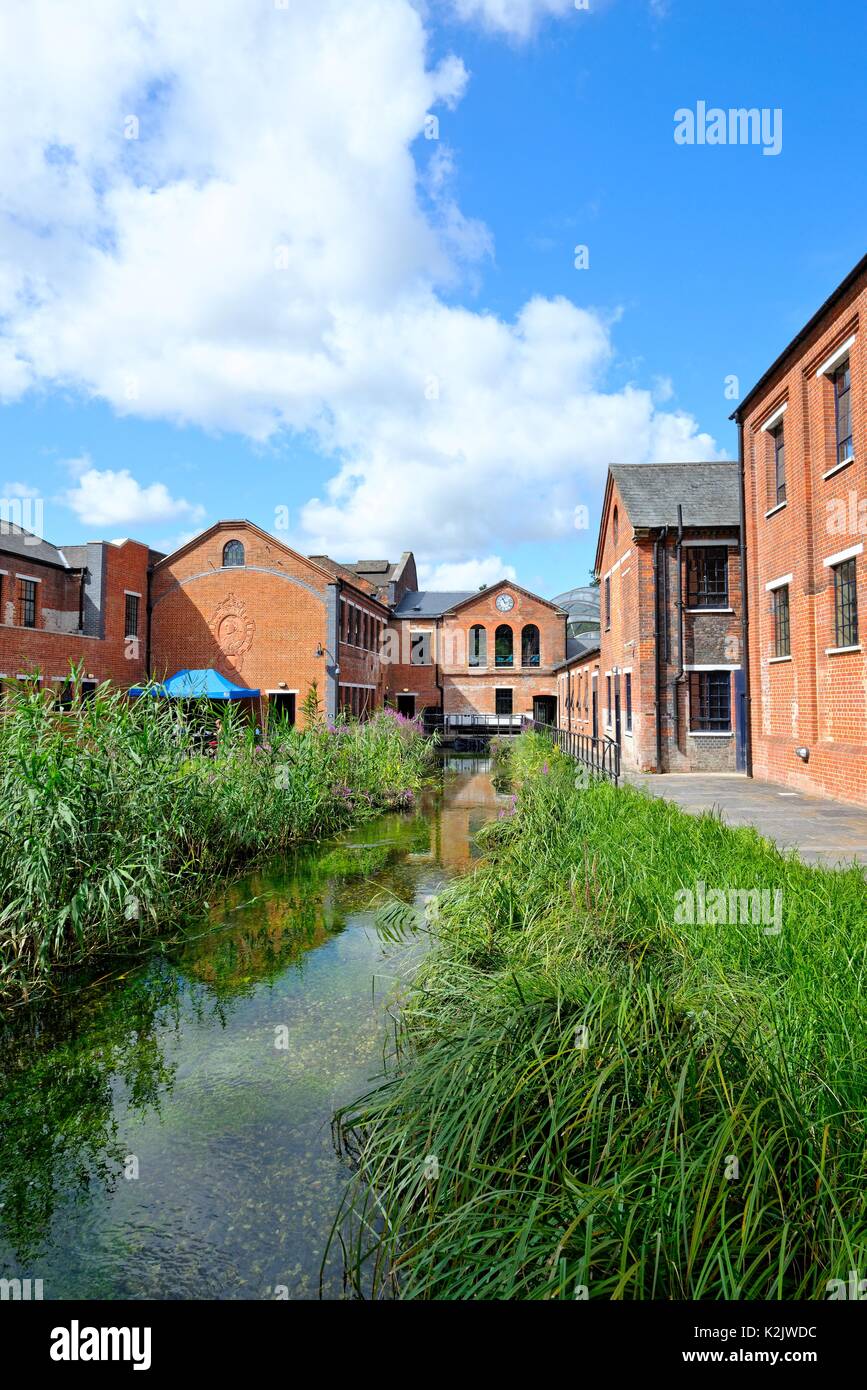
[129,668,260,700]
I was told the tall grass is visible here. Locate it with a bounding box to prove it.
[0,682,432,1001]
[333,731,867,1299]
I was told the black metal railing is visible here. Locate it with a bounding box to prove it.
[423,711,524,737]
[522,717,621,785]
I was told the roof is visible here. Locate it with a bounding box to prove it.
[554,636,601,671]
[609,461,740,529]
[732,251,867,422]
[392,589,474,617]
[551,584,600,622]
[0,523,71,569]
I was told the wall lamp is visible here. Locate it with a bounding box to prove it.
[795,746,810,762]
[315,643,340,675]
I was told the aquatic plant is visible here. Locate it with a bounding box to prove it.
[333,731,867,1300]
[0,680,433,1000]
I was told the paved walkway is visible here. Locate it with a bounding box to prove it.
[625,772,867,870]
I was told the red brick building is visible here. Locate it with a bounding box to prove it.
[384,580,567,722]
[0,523,152,700]
[589,461,745,774]
[733,253,867,806]
[150,521,390,725]
[3,518,566,727]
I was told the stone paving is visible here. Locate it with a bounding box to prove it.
[625,772,867,870]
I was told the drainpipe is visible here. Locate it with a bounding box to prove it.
[671,504,685,745]
[737,419,753,777]
[652,533,663,772]
[77,566,88,633]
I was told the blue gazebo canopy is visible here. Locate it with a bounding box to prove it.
[129,668,260,700]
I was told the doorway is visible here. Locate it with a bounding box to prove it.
[396,693,416,718]
[592,682,598,740]
[613,673,622,748]
[734,669,747,772]
[532,695,557,725]
[269,692,296,727]
[495,688,513,716]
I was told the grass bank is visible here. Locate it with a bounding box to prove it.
[334,732,867,1299]
[0,682,433,1002]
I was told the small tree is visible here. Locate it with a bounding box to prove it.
[302,680,323,728]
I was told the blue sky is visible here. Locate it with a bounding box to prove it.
[2,0,865,597]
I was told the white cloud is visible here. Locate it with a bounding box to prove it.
[62,458,205,529]
[0,0,717,570]
[418,554,517,589]
[2,480,40,498]
[448,0,577,41]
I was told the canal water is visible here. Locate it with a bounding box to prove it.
[0,756,505,1300]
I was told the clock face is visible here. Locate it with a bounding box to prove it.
[495,593,515,613]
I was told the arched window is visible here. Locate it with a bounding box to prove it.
[495,624,513,667]
[612,506,619,544]
[469,624,487,667]
[521,624,540,667]
[223,539,245,567]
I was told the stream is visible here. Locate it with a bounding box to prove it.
[0,754,506,1300]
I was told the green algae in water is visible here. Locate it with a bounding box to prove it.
[0,757,504,1299]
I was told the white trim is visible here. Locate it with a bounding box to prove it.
[825,645,862,656]
[15,573,41,583]
[339,681,376,690]
[823,542,863,568]
[823,455,855,480]
[681,537,739,548]
[687,730,733,738]
[816,334,856,378]
[0,568,7,575]
[760,401,788,432]
[768,655,792,665]
[765,572,793,592]
[265,687,300,695]
[123,589,142,598]
[764,501,787,519]
[684,663,740,671]
[684,607,734,614]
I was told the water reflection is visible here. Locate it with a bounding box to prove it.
[0,755,502,1298]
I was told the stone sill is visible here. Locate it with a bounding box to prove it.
[768,655,793,664]
[687,730,733,738]
[823,455,855,481]
[825,645,862,656]
[0,624,97,639]
[684,607,735,614]
[764,501,787,519]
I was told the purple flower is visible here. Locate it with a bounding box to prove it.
[542,761,549,775]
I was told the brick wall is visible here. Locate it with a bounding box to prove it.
[0,539,150,693]
[151,521,387,727]
[740,264,867,806]
[596,477,743,773]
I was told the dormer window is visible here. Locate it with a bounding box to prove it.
[223,539,245,567]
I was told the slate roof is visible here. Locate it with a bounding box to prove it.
[610,461,740,529]
[392,589,474,617]
[0,523,70,569]
[554,635,601,671]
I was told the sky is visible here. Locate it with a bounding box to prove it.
[1,0,865,598]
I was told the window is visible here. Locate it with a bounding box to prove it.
[625,673,632,732]
[833,557,859,648]
[833,361,853,466]
[469,624,487,667]
[606,674,612,725]
[689,671,731,732]
[494,624,513,667]
[612,506,619,544]
[20,578,37,628]
[521,624,540,667]
[495,688,513,716]
[772,423,786,505]
[223,539,244,567]
[686,547,729,607]
[410,630,431,665]
[604,576,611,630]
[124,593,139,640]
[340,598,348,642]
[773,585,790,658]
